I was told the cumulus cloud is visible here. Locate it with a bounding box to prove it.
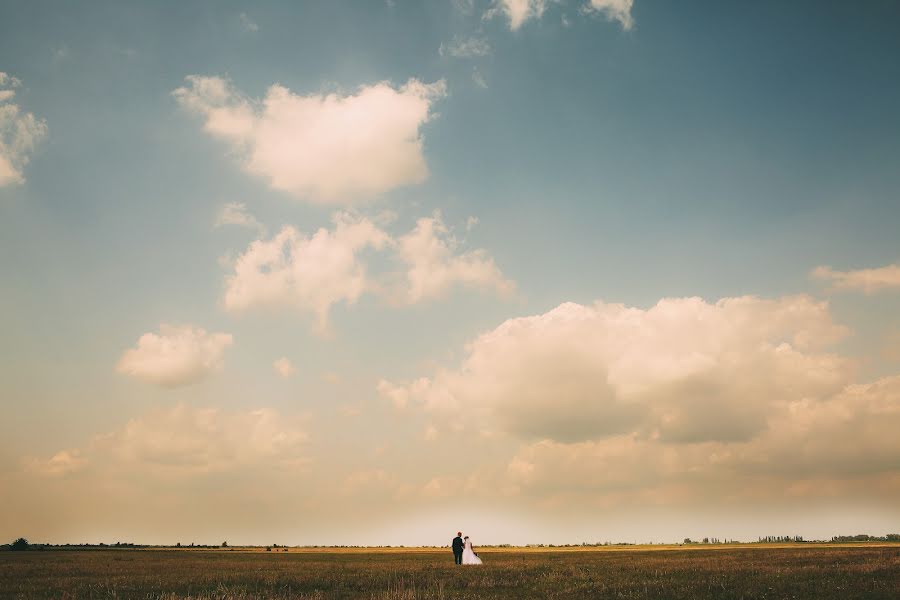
[273,357,296,378]
[214,201,266,235]
[440,35,491,58]
[223,212,390,330]
[0,73,47,186]
[116,325,234,387]
[30,404,307,477]
[379,295,851,443]
[397,213,514,303]
[173,75,446,203]
[503,375,900,503]
[223,212,513,328]
[485,0,547,30]
[583,0,634,30]
[812,263,900,294]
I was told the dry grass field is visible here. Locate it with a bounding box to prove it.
[1,544,898,599]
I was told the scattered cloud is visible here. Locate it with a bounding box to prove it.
[485,0,548,30]
[812,263,900,294]
[452,0,477,16]
[472,67,489,89]
[224,212,512,328]
[26,449,87,476]
[0,73,47,186]
[223,212,390,330]
[379,295,851,443]
[484,0,635,31]
[173,76,446,203]
[396,213,514,303]
[273,357,296,378]
[239,12,259,32]
[582,0,634,30]
[440,35,491,58]
[30,404,308,477]
[116,325,234,388]
[214,201,267,235]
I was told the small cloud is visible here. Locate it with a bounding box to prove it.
[466,216,480,231]
[215,202,267,235]
[239,13,259,32]
[273,357,296,378]
[26,449,88,476]
[439,35,491,59]
[472,67,488,89]
[812,263,900,294]
[0,73,48,187]
[582,0,634,31]
[117,325,234,388]
[322,372,342,385]
[339,405,361,417]
[452,0,476,15]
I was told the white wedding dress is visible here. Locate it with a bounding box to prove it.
[462,539,483,565]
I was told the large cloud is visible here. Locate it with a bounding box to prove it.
[379,295,852,443]
[116,325,234,387]
[28,404,307,477]
[812,263,900,294]
[503,375,900,503]
[173,76,446,203]
[0,73,47,186]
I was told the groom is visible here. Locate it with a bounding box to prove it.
[452,531,464,565]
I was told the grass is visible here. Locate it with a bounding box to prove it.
[1,544,898,599]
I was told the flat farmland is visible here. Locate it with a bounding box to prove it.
[1,545,898,599]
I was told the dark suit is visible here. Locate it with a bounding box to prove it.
[452,536,464,564]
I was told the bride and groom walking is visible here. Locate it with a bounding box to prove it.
[452,532,483,565]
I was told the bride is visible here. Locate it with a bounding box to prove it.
[461,536,483,565]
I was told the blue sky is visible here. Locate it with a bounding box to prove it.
[2,1,899,545]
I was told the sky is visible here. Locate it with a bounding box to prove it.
[1,0,899,546]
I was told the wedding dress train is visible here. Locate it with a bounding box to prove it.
[462,540,483,565]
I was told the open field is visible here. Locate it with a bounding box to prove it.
[2,545,898,599]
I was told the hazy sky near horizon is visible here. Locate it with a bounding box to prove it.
[2,0,900,546]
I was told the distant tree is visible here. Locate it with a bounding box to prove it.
[176,542,181,548]
[221,541,228,548]
[266,546,271,551]
[11,538,30,551]
[683,538,693,544]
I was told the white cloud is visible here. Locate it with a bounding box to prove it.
[440,35,491,58]
[583,0,634,30]
[173,76,447,203]
[239,12,259,32]
[379,295,851,443]
[116,325,234,388]
[812,263,900,294]
[224,212,512,327]
[214,201,266,235]
[0,73,47,186]
[503,375,900,503]
[485,0,635,31]
[27,449,88,476]
[485,0,547,30]
[396,213,514,303]
[30,404,307,477]
[452,0,477,16]
[273,357,296,378]
[223,212,390,330]
[472,67,489,89]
